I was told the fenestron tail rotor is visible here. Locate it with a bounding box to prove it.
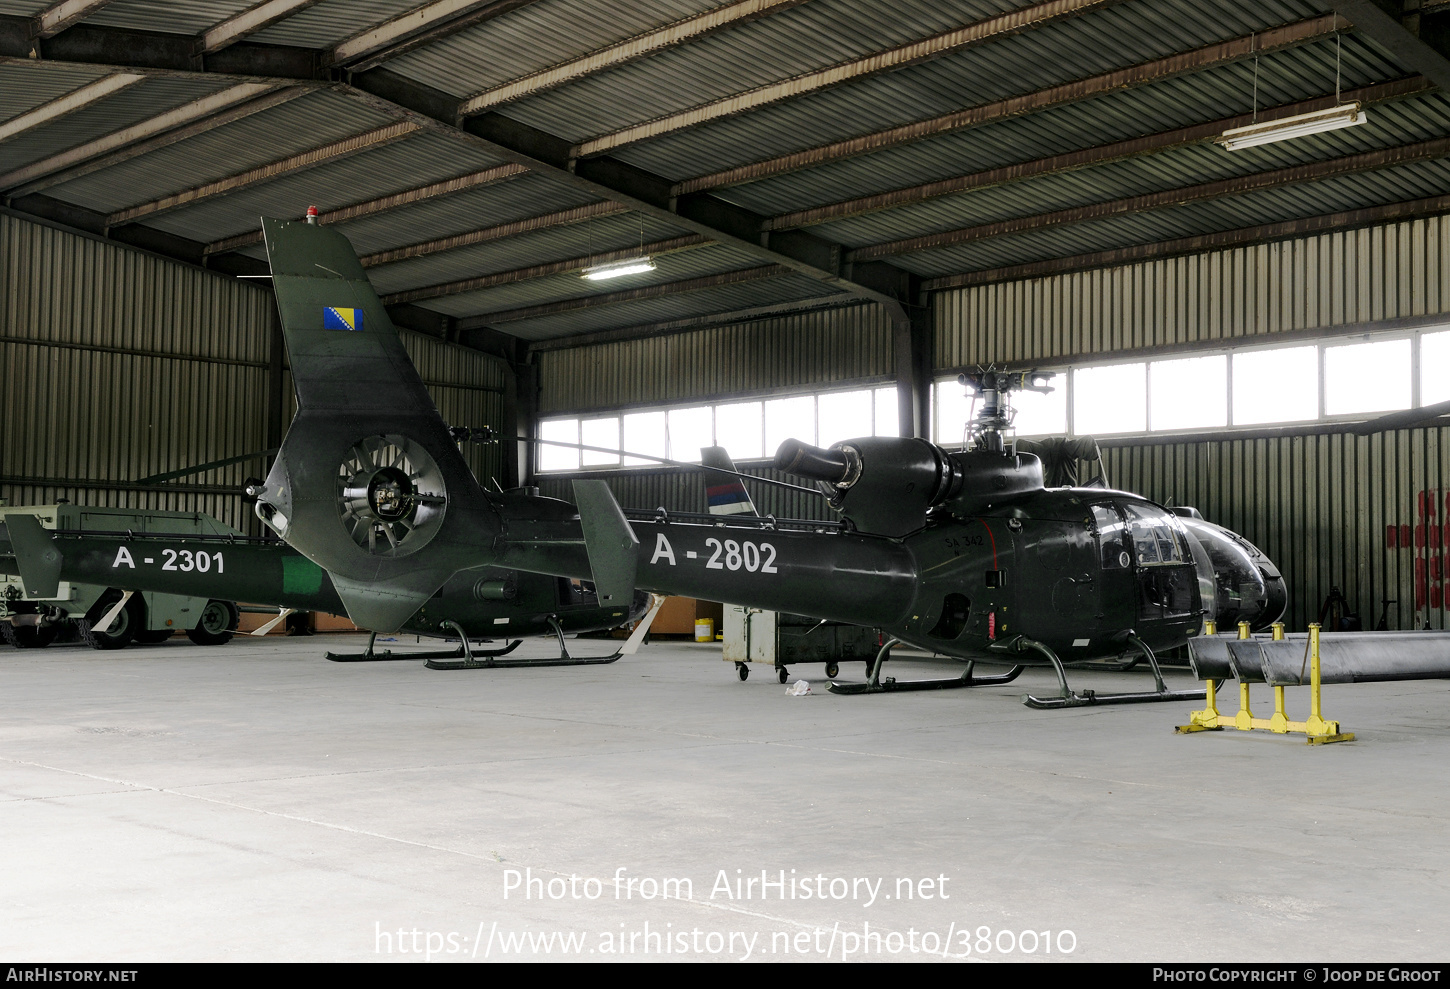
[336,434,446,557]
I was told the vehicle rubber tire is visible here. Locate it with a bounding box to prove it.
[186,600,238,646]
[2,621,58,648]
[77,592,141,650]
[134,629,175,644]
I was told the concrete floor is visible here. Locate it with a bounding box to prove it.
[2,632,1447,963]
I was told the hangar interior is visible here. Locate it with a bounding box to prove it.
[8,0,1450,630]
[7,0,1450,963]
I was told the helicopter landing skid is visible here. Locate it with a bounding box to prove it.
[326,631,523,663]
[1015,632,1206,709]
[424,618,625,670]
[827,639,1025,694]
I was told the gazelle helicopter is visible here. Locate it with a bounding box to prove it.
[249,213,1286,707]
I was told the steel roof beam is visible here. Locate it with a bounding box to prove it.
[32,0,114,39]
[359,201,629,268]
[197,0,323,55]
[674,14,1342,195]
[459,0,810,115]
[0,81,293,194]
[524,295,862,352]
[848,135,1450,261]
[349,67,913,314]
[0,72,144,142]
[921,192,1450,291]
[1334,0,1450,90]
[202,162,530,256]
[327,0,539,72]
[0,21,918,318]
[765,76,1431,231]
[380,234,712,305]
[571,0,1126,159]
[0,15,324,77]
[105,120,422,227]
[461,265,789,326]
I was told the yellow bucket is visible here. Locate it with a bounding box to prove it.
[695,619,715,642]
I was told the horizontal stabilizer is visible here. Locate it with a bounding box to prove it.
[571,480,639,608]
[7,514,61,598]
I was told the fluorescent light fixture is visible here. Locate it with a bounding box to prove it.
[581,256,656,280]
[1215,102,1366,151]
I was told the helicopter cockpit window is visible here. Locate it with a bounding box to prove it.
[1120,503,1184,565]
[1092,505,1131,569]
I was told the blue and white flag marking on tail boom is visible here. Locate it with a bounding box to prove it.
[323,306,363,332]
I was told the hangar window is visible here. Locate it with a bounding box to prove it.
[1232,346,1318,425]
[1324,338,1411,416]
[539,418,580,471]
[1422,330,1450,405]
[1074,362,1146,434]
[1150,355,1226,431]
[537,384,899,471]
[715,401,764,460]
[580,417,619,468]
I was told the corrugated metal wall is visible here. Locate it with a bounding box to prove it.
[2,213,506,532]
[537,303,892,413]
[935,214,1450,631]
[1100,429,1446,633]
[934,217,1450,366]
[2,213,275,533]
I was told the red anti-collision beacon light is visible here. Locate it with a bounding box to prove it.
[305,205,318,225]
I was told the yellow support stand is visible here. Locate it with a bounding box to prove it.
[1178,622,1354,744]
[1178,619,1224,732]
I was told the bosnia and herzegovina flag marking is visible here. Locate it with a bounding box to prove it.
[323,306,363,332]
[706,480,754,515]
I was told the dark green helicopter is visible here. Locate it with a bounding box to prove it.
[0,512,653,669]
[249,215,1285,706]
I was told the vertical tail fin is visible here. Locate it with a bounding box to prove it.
[255,216,500,631]
[701,446,759,516]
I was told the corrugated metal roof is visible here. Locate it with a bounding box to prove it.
[365,206,699,293]
[490,0,1030,144]
[453,272,837,339]
[603,0,1345,179]
[246,0,433,49]
[710,34,1410,215]
[394,241,767,314]
[136,130,514,243]
[44,89,399,214]
[803,95,1450,248]
[890,155,1450,276]
[0,62,113,123]
[84,0,256,35]
[0,74,235,178]
[0,1,49,14]
[5,0,1450,348]
[386,0,727,98]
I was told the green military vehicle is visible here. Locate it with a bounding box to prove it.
[0,504,240,650]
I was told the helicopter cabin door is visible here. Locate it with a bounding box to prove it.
[1115,501,1199,636]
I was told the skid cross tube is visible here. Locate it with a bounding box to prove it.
[1021,632,1205,709]
[326,629,524,662]
[424,616,627,670]
[827,638,1026,695]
